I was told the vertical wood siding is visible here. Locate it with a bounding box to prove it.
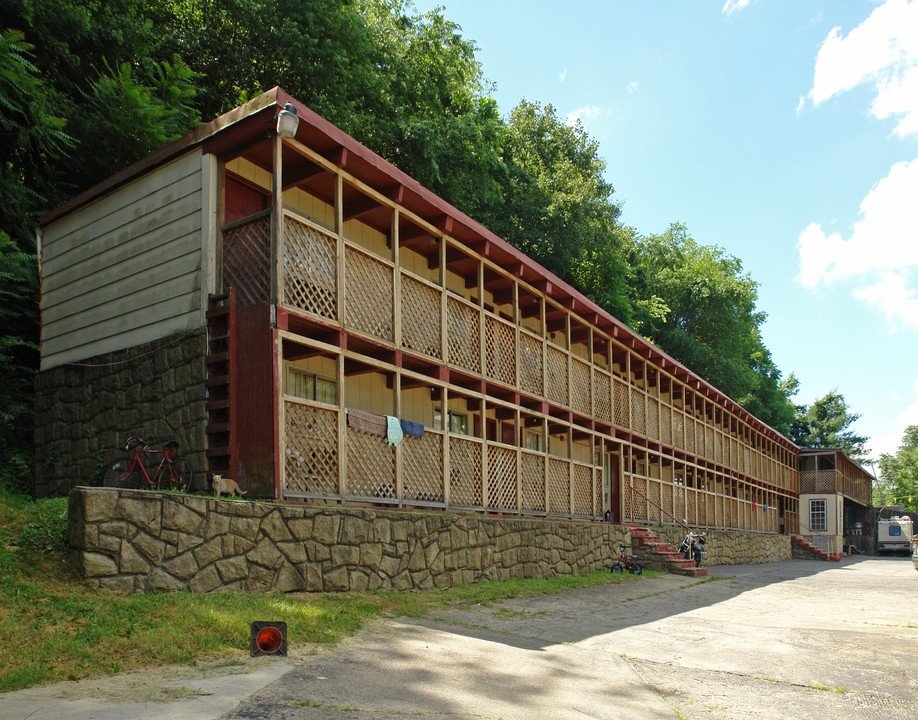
[40,152,206,369]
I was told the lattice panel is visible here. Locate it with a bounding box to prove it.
[646,399,659,440]
[660,406,672,445]
[402,431,444,503]
[646,481,661,523]
[283,401,339,497]
[547,458,570,515]
[345,246,394,341]
[449,436,482,507]
[400,274,442,359]
[224,215,271,307]
[705,427,715,461]
[672,415,683,450]
[816,469,836,492]
[622,476,633,520]
[686,489,697,526]
[630,389,646,435]
[727,498,738,529]
[685,422,696,454]
[487,445,517,511]
[345,426,396,499]
[485,316,516,386]
[706,494,716,526]
[673,484,686,525]
[571,464,593,516]
[520,452,545,513]
[283,215,338,320]
[631,477,648,521]
[519,333,543,396]
[593,371,612,422]
[613,378,629,428]
[447,297,480,373]
[594,468,603,518]
[799,472,816,494]
[570,358,591,416]
[545,346,568,406]
[662,483,674,521]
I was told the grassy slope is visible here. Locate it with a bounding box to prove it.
[0,489,650,693]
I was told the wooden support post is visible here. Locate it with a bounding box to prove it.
[271,134,284,305]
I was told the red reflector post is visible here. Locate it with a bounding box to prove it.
[250,621,288,656]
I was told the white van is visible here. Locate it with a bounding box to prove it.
[877,516,914,555]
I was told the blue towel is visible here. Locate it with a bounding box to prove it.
[386,415,403,446]
[400,419,425,438]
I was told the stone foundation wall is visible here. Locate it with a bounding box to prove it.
[69,489,797,594]
[35,331,208,497]
[653,526,792,565]
[69,487,632,593]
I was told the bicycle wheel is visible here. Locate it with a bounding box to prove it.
[102,457,141,488]
[630,563,643,575]
[170,457,194,493]
[611,561,624,573]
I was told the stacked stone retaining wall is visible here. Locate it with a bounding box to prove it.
[69,487,631,593]
[69,488,796,594]
[35,331,208,497]
[653,526,792,565]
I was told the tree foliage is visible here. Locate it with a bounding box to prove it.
[876,426,918,511]
[0,0,873,490]
[625,223,797,434]
[480,101,632,323]
[790,390,870,463]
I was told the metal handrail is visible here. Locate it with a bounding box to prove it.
[628,482,690,532]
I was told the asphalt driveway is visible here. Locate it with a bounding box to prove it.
[4,557,917,720]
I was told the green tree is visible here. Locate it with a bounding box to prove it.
[876,426,918,512]
[791,390,870,462]
[482,101,632,323]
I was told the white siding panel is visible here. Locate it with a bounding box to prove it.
[40,151,206,370]
[41,182,202,280]
[42,213,201,307]
[43,152,202,242]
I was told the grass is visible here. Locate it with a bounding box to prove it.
[0,487,651,693]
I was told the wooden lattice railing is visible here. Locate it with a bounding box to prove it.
[269,206,799,495]
[623,472,782,533]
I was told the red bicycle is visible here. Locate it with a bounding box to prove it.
[102,436,194,492]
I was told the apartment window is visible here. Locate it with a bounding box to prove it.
[525,430,544,452]
[434,408,469,435]
[286,368,336,404]
[809,499,827,532]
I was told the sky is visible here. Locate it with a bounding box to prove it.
[412,0,918,467]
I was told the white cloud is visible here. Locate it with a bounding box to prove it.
[566,105,600,127]
[854,270,918,326]
[809,0,918,137]
[797,158,918,292]
[627,80,640,94]
[722,0,753,15]
[559,67,568,83]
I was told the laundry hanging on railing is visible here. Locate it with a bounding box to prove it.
[399,419,425,438]
[386,416,403,446]
[347,409,386,437]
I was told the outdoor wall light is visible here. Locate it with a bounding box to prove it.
[276,103,299,139]
[250,620,288,656]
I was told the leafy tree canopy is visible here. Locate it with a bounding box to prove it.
[0,0,873,490]
[624,223,797,434]
[876,426,918,512]
[791,390,870,462]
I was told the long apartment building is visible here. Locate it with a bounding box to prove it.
[36,88,873,538]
